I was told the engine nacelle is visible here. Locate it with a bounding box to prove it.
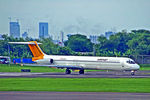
[50,59,54,64]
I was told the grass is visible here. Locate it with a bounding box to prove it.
[140,67,150,71]
[140,64,150,70]
[0,64,65,72]
[0,64,150,93]
[0,64,103,72]
[0,78,150,92]
[0,64,150,73]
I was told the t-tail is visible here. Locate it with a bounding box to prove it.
[8,41,45,61]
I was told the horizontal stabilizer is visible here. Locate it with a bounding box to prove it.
[8,42,42,45]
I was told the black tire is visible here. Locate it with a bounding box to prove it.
[79,69,84,74]
[131,72,135,76]
[65,69,71,74]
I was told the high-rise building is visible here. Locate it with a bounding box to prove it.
[22,32,28,39]
[105,31,116,39]
[10,22,20,38]
[39,22,49,38]
[60,31,64,47]
[61,31,64,43]
[0,34,4,40]
[89,35,99,44]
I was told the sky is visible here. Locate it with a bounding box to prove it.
[0,0,150,39]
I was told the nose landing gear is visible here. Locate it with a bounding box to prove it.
[131,70,135,76]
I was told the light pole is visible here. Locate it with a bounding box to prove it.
[8,44,10,66]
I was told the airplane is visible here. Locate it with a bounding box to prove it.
[8,41,140,75]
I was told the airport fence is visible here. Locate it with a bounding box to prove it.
[128,55,150,64]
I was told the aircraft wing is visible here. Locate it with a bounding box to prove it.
[23,64,82,69]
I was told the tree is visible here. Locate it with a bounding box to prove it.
[65,34,93,52]
[108,32,130,53]
[127,33,150,55]
[40,38,59,55]
[57,47,73,55]
[0,29,150,59]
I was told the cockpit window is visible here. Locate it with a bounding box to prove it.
[126,60,135,64]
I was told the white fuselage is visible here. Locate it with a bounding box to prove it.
[35,55,140,71]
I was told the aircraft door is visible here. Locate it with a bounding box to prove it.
[121,60,126,70]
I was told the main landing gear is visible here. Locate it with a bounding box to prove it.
[65,69,71,74]
[65,69,85,74]
[79,69,84,74]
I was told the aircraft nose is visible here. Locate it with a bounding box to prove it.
[133,64,140,70]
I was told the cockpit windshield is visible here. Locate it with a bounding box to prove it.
[126,60,135,64]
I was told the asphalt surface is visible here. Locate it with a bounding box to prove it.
[0,70,150,78]
[0,91,150,100]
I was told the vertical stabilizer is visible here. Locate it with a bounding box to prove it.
[28,41,44,61]
[8,41,45,61]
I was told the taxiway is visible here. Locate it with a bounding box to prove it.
[0,91,150,100]
[0,71,150,78]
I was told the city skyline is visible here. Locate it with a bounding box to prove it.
[0,0,150,39]
[9,22,20,38]
[39,22,49,38]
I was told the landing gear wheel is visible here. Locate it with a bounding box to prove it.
[65,69,71,74]
[79,69,84,74]
[131,70,135,76]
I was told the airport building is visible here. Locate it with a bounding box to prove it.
[10,22,20,38]
[39,22,49,38]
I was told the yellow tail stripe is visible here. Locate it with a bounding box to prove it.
[28,41,44,61]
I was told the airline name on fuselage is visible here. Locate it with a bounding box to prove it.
[97,59,120,63]
[57,58,120,63]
